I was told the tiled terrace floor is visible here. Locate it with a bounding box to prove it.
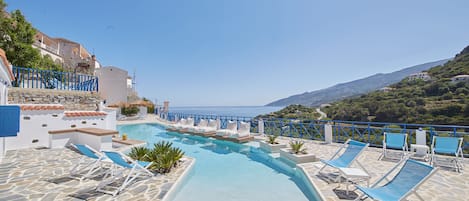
[0,147,193,201]
[271,136,469,201]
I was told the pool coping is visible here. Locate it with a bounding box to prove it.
[296,165,327,201]
[161,157,196,201]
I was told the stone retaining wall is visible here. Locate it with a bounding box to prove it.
[8,87,101,111]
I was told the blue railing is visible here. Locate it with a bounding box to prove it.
[12,66,98,91]
[166,112,469,154]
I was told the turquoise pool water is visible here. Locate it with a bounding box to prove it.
[118,123,320,201]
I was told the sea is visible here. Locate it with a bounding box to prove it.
[168,106,283,117]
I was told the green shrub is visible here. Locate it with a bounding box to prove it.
[289,140,307,154]
[267,135,279,144]
[121,105,139,116]
[127,141,184,174]
[128,146,150,161]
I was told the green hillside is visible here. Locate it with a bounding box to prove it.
[324,45,469,125]
[257,104,321,120]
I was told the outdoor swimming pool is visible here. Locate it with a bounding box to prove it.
[118,123,320,201]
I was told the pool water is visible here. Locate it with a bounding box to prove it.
[118,123,320,201]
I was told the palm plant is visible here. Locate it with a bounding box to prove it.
[126,141,185,173]
[147,141,185,173]
[289,140,307,154]
[266,135,279,144]
[127,146,150,161]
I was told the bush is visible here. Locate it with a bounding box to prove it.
[127,141,184,174]
[121,105,139,116]
[147,104,155,114]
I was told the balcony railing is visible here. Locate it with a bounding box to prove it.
[166,113,469,155]
[12,66,98,92]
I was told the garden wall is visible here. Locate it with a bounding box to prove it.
[8,88,101,111]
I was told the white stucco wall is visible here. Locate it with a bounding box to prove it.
[0,58,11,105]
[3,109,114,152]
[95,66,128,105]
[137,106,147,119]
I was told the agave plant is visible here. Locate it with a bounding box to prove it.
[145,141,185,173]
[289,140,307,154]
[127,146,150,161]
[266,135,279,144]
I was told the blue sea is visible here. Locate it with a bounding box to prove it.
[169,106,283,117]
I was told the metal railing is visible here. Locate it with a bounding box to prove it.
[166,113,469,154]
[12,66,98,91]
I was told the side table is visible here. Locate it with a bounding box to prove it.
[337,168,370,195]
[410,144,430,161]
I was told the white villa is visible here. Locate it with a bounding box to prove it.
[408,72,431,81]
[451,74,469,83]
[33,31,101,74]
[95,66,130,105]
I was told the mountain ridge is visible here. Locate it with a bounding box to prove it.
[324,45,469,125]
[266,59,450,107]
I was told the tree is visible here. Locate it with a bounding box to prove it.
[0,8,41,68]
[0,1,63,70]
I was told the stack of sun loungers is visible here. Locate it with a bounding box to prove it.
[215,121,253,143]
[167,118,195,132]
[188,119,218,137]
[167,118,254,143]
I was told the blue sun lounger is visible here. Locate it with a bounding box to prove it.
[70,144,108,181]
[319,139,369,181]
[380,132,408,160]
[354,159,437,201]
[430,136,464,172]
[96,151,153,196]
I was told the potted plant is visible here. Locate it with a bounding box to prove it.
[279,140,316,164]
[259,135,286,153]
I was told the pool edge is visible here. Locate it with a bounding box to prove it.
[297,165,327,201]
[161,156,196,201]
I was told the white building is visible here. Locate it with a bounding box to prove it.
[408,72,431,81]
[0,49,13,105]
[379,87,394,92]
[451,75,469,83]
[33,31,102,74]
[33,31,63,64]
[95,66,128,105]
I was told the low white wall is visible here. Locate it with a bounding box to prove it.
[76,133,112,151]
[3,108,116,152]
[49,132,76,149]
[104,108,117,130]
[50,132,113,151]
[138,106,147,119]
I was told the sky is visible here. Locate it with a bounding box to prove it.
[5,0,469,106]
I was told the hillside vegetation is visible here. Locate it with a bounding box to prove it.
[324,45,469,125]
[257,104,321,120]
[266,59,448,107]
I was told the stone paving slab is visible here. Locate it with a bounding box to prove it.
[261,136,469,201]
[0,147,193,201]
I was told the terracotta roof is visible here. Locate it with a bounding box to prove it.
[20,104,65,111]
[64,111,107,117]
[130,100,153,107]
[107,101,129,108]
[0,48,14,80]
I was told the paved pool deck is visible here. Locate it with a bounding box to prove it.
[0,147,194,201]
[1,115,467,200]
[272,136,469,201]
